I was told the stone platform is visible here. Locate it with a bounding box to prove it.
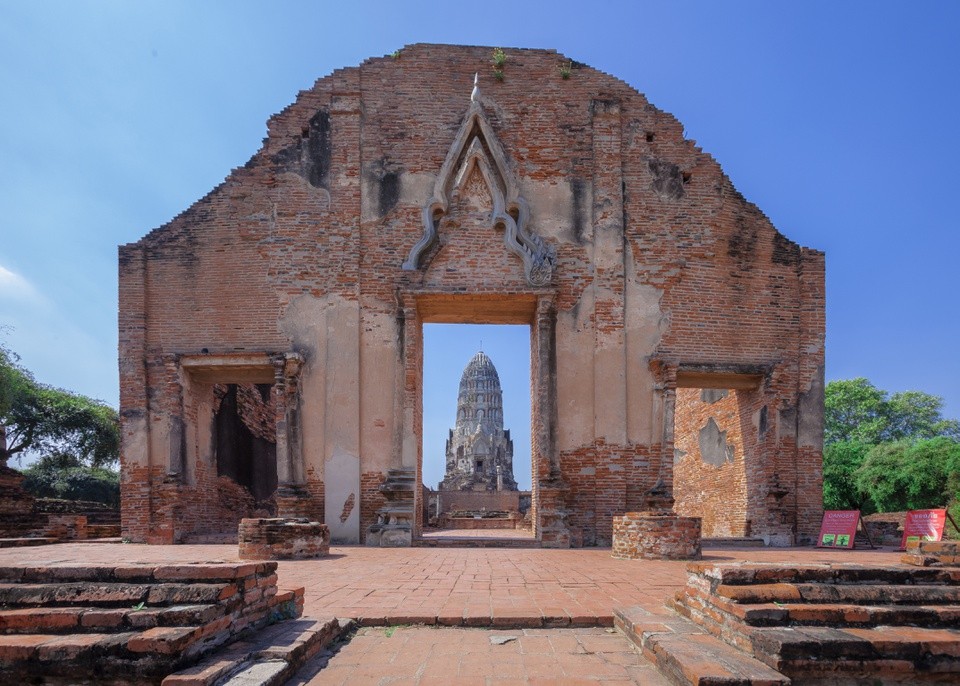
[617,560,960,684]
[0,561,305,683]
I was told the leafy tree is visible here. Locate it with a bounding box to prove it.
[822,440,872,511]
[885,391,960,442]
[854,438,960,513]
[823,378,960,515]
[21,452,119,507]
[824,378,960,446]
[0,344,119,468]
[824,378,888,445]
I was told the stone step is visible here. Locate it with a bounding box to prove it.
[751,625,960,679]
[702,537,767,549]
[162,617,347,686]
[614,605,789,686]
[0,537,56,548]
[0,581,237,607]
[713,582,960,606]
[0,561,276,584]
[688,562,960,587]
[0,630,136,667]
[414,536,539,548]
[676,586,960,628]
[0,603,229,634]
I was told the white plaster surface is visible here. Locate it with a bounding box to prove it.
[556,289,595,452]
[360,308,399,473]
[121,416,150,468]
[325,448,361,544]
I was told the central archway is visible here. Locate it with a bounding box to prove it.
[398,292,560,544]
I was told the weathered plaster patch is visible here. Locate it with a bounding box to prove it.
[625,275,667,444]
[557,288,595,451]
[325,448,360,544]
[797,367,825,449]
[522,179,578,244]
[339,492,355,524]
[701,389,728,404]
[121,415,149,468]
[699,418,734,466]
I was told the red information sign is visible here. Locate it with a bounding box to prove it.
[816,510,860,549]
[900,509,947,550]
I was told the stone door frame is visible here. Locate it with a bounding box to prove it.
[399,291,559,542]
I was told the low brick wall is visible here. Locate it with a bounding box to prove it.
[239,517,330,560]
[612,512,702,560]
[444,517,520,530]
[438,491,527,514]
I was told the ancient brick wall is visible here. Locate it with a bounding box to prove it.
[673,388,749,537]
[120,44,824,546]
[437,490,526,514]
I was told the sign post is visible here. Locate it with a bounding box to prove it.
[816,510,861,549]
[901,509,948,550]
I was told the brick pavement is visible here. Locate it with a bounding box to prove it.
[0,543,909,684]
[289,626,671,686]
[0,542,904,627]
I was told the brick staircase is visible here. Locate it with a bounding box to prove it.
[0,561,306,684]
[634,561,960,684]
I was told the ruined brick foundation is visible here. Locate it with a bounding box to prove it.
[611,512,702,560]
[238,517,330,560]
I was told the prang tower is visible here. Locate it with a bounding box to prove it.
[440,351,518,491]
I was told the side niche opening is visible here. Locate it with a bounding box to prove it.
[213,383,278,508]
[673,385,751,538]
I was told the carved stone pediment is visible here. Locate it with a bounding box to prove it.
[402,79,555,286]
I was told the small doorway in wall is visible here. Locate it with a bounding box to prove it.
[672,378,764,541]
[421,323,534,542]
[213,382,278,513]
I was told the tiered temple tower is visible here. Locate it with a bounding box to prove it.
[440,351,517,491]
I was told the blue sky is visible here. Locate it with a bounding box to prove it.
[1,2,958,484]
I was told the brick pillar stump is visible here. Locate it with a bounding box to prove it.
[238,517,330,560]
[46,515,88,541]
[611,511,702,560]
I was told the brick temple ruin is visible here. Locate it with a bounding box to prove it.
[118,44,825,548]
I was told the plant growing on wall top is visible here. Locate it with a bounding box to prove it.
[492,48,506,81]
[560,61,572,79]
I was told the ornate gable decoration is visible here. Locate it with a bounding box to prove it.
[402,76,555,286]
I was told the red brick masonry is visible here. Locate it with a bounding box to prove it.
[238,518,330,560]
[612,512,702,560]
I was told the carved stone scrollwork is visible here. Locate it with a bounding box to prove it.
[401,89,555,286]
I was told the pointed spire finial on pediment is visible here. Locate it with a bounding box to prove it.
[401,78,556,286]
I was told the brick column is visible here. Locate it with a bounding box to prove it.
[274,352,305,517]
[534,296,570,548]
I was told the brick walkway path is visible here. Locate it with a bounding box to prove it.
[290,626,671,685]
